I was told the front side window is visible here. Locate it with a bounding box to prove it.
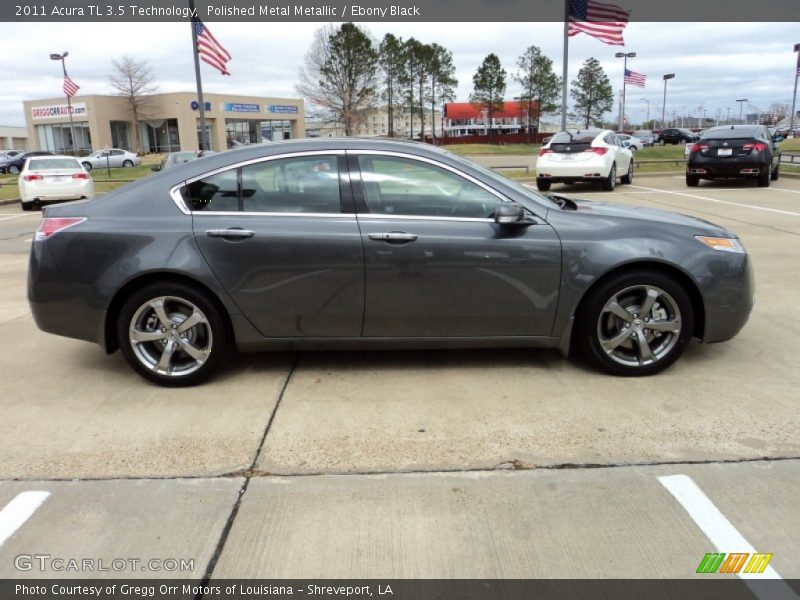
[357,155,499,218]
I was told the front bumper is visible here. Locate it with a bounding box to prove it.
[700,250,755,343]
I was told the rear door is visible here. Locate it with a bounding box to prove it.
[350,151,561,338]
[189,151,364,338]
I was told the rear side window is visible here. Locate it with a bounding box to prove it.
[241,155,340,213]
[27,158,81,170]
[185,170,240,212]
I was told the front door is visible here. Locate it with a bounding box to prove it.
[352,152,561,338]
[190,152,364,338]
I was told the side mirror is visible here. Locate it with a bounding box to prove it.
[150,164,161,172]
[494,202,526,225]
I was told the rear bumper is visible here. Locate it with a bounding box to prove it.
[536,159,611,181]
[687,157,770,178]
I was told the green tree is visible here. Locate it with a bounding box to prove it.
[378,33,405,138]
[570,57,613,129]
[470,53,506,141]
[428,44,457,141]
[513,45,560,141]
[296,23,378,136]
[400,38,433,140]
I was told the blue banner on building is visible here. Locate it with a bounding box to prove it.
[221,102,261,113]
[267,104,299,114]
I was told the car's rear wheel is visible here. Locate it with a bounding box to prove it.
[757,169,770,187]
[122,160,133,168]
[621,161,633,184]
[21,201,33,211]
[771,163,780,181]
[658,139,665,146]
[576,271,694,376]
[82,162,92,171]
[536,179,552,192]
[117,282,229,386]
[601,164,616,191]
[686,173,700,187]
[8,165,19,175]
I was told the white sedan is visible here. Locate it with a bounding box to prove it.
[80,148,141,171]
[18,156,94,211]
[617,133,645,151]
[536,129,634,192]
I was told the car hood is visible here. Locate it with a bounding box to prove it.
[568,197,731,236]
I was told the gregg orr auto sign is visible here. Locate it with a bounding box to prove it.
[31,103,88,120]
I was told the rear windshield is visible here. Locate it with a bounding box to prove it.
[702,128,759,140]
[550,142,592,153]
[27,158,81,170]
[548,132,596,153]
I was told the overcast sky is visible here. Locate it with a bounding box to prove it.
[1,21,799,128]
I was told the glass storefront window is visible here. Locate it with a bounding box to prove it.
[110,121,130,150]
[140,119,180,153]
[225,119,293,148]
[35,123,91,154]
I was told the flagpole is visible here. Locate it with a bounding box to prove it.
[189,0,209,151]
[561,0,569,132]
[620,54,627,132]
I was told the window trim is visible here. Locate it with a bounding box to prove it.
[348,150,509,220]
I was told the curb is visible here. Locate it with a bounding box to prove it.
[0,198,19,207]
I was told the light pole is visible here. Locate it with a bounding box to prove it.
[736,99,748,124]
[615,51,636,131]
[790,43,800,133]
[641,98,650,129]
[661,74,675,130]
[50,51,79,155]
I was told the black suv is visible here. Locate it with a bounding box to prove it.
[656,128,699,145]
[686,125,781,187]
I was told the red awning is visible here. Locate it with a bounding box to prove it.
[444,101,536,120]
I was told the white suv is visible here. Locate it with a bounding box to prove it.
[536,129,634,192]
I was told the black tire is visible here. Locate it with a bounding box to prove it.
[82,162,92,171]
[536,179,552,192]
[686,173,700,187]
[21,201,33,211]
[658,139,666,146]
[601,164,616,191]
[117,282,230,386]
[757,169,770,188]
[771,163,780,181]
[8,165,19,175]
[575,270,694,376]
[122,160,133,168]
[621,160,633,184]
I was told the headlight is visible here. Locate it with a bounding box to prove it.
[694,236,746,254]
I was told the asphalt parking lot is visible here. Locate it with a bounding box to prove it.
[0,174,798,582]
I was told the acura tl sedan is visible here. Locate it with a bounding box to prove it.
[28,139,754,386]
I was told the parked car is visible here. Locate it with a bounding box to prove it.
[656,128,699,145]
[0,150,23,160]
[18,155,94,211]
[0,151,53,175]
[28,139,754,385]
[80,148,141,171]
[631,131,655,146]
[536,129,634,191]
[151,151,216,172]
[617,134,644,151]
[686,125,781,187]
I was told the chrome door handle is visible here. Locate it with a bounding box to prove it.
[368,232,418,243]
[206,228,255,239]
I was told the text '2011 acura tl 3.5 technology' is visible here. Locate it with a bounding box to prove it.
[28,139,754,386]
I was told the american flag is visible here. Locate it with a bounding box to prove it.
[63,76,79,98]
[194,19,231,76]
[568,0,630,46]
[624,68,646,88]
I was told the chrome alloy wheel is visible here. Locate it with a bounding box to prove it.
[128,296,212,377]
[596,285,682,367]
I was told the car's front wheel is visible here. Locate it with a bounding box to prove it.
[576,271,694,376]
[117,282,229,386]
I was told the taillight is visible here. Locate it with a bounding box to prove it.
[586,147,608,155]
[690,144,709,153]
[72,172,90,179]
[34,217,87,241]
[742,142,768,152]
[538,148,553,156]
[23,174,43,181]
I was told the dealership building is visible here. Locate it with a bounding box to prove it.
[23,92,305,154]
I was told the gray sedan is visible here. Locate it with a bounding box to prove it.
[28,139,754,386]
[80,148,141,171]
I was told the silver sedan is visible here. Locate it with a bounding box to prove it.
[80,149,141,171]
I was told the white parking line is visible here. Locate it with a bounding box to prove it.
[0,213,38,222]
[659,475,798,599]
[0,491,50,547]
[628,184,800,217]
[768,187,800,195]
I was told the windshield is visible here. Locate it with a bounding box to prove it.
[28,158,81,170]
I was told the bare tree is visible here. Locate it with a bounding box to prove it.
[109,55,158,153]
[297,23,379,136]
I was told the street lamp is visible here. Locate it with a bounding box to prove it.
[736,98,748,124]
[790,43,800,133]
[615,51,636,132]
[50,51,78,155]
[661,74,675,130]
[640,98,650,129]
